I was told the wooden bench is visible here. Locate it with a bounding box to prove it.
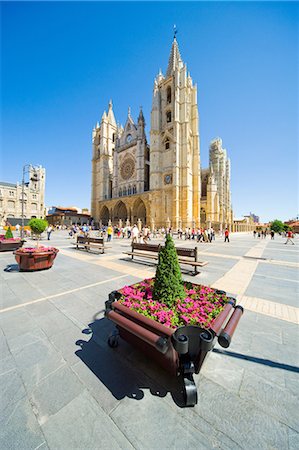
[123,243,208,275]
[73,236,105,254]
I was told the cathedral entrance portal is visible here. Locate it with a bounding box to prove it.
[113,201,128,225]
[100,205,110,225]
[132,198,147,226]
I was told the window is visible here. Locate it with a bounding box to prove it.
[9,190,14,197]
[31,203,37,212]
[165,140,170,150]
[32,194,37,199]
[166,111,171,123]
[167,86,171,103]
[128,186,132,195]
[123,187,127,196]
[8,200,15,209]
[119,189,122,197]
[133,185,137,194]
[112,133,115,143]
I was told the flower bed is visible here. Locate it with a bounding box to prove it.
[118,278,229,329]
[17,246,57,253]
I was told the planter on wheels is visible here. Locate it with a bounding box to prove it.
[14,248,59,271]
[105,282,244,407]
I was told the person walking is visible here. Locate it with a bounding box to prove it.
[224,228,230,243]
[131,224,139,244]
[270,230,275,240]
[107,225,113,242]
[46,225,53,240]
[143,226,150,244]
[285,230,295,245]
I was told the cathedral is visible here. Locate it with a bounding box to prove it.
[91,36,233,231]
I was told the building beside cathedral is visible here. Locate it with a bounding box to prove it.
[91,36,233,231]
[0,165,46,226]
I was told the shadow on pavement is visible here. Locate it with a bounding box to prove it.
[4,264,20,272]
[75,316,186,407]
[213,348,299,373]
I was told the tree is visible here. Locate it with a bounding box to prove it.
[270,220,285,233]
[5,227,13,239]
[153,233,186,307]
[28,218,48,247]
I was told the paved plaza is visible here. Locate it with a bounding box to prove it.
[0,231,298,449]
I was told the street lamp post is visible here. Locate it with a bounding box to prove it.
[21,164,39,239]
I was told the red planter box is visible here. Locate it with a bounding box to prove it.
[105,282,244,406]
[0,240,25,252]
[14,248,59,271]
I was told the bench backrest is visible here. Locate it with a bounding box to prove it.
[176,247,197,258]
[132,242,198,260]
[77,236,104,245]
[132,243,161,252]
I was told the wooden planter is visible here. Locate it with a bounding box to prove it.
[14,248,59,272]
[105,286,243,407]
[0,240,25,252]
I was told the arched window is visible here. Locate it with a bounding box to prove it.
[128,185,132,195]
[133,185,137,194]
[112,133,115,143]
[165,139,170,150]
[119,189,122,197]
[123,187,127,196]
[166,111,171,123]
[167,86,171,103]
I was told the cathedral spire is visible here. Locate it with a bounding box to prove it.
[166,33,183,78]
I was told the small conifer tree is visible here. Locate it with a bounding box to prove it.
[5,227,13,239]
[153,233,186,307]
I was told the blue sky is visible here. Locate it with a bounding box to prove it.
[1,1,298,223]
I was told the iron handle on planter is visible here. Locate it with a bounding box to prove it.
[107,310,169,354]
[218,305,244,348]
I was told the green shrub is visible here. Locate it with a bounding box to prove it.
[153,233,186,307]
[5,227,13,239]
[28,218,48,236]
[270,220,285,233]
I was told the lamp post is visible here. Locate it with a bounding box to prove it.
[21,164,39,239]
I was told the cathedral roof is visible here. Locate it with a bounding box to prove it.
[166,36,183,78]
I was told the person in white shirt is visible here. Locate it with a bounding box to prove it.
[131,225,139,244]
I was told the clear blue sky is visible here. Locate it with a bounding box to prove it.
[1,1,298,223]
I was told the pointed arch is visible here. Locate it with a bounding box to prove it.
[113,201,128,222]
[100,205,110,225]
[132,198,147,226]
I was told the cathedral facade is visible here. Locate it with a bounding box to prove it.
[91,37,233,231]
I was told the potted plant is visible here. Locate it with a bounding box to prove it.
[105,234,244,406]
[14,218,59,271]
[0,227,25,252]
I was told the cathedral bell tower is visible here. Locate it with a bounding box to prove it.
[150,35,201,228]
[91,101,117,218]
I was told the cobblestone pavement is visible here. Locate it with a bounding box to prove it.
[0,231,298,449]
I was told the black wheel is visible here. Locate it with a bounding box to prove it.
[183,374,198,407]
[108,335,119,348]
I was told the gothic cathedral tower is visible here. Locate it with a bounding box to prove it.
[91,101,117,219]
[150,36,201,229]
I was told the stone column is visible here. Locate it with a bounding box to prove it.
[150,218,155,232]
